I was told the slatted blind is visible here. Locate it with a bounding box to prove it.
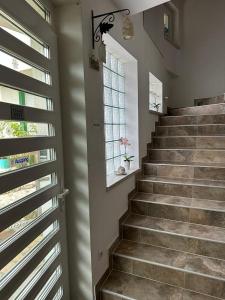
[0,0,68,299]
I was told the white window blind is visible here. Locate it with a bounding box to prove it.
[0,0,68,299]
[103,51,126,176]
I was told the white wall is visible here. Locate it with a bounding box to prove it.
[54,0,171,298]
[171,0,225,107]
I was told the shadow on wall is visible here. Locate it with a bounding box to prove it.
[54,3,93,300]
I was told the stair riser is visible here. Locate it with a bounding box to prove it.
[160,115,225,126]
[138,181,225,201]
[152,137,225,149]
[149,149,225,164]
[123,225,225,260]
[131,200,225,227]
[195,95,225,106]
[144,164,225,181]
[156,125,225,136]
[113,255,225,299]
[168,104,225,116]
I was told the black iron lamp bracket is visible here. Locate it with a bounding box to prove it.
[91,9,130,49]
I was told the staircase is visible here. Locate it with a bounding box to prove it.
[101,96,225,300]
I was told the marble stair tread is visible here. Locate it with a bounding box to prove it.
[102,270,221,300]
[114,240,225,280]
[140,176,225,188]
[168,103,225,116]
[160,114,225,126]
[123,214,225,243]
[145,161,225,168]
[132,193,225,212]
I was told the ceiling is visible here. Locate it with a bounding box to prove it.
[112,0,170,15]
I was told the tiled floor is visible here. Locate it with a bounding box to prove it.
[101,96,225,299]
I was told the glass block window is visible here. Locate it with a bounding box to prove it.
[103,51,126,176]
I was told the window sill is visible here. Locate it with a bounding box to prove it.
[106,168,140,190]
[149,110,164,116]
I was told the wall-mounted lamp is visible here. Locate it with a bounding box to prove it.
[91,9,134,50]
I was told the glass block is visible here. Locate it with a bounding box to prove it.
[114,156,121,171]
[103,68,111,88]
[113,125,120,140]
[105,125,113,141]
[119,76,125,92]
[106,159,114,175]
[120,125,126,138]
[111,55,118,73]
[104,87,112,106]
[104,106,113,124]
[113,108,120,124]
[112,90,119,107]
[106,52,111,68]
[119,93,125,108]
[118,60,125,76]
[106,142,114,159]
[119,109,125,124]
[114,141,121,157]
[112,73,119,90]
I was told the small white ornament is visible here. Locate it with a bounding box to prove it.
[116,166,127,176]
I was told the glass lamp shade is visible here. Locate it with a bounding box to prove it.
[122,16,134,40]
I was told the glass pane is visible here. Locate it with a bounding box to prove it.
[25,0,50,23]
[111,55,118,73]
[113,108,119,124]
[106,159,114,175]
[113,125,120,140]
[0,50,50,84]
[114,141,120,157]
[0,149,53,174]
[0,174,54,210]
[120,125,126,139]
[149,72,163,113]
[0,10,49,57]
[103,68,111,88]
[106,142,113,160]
[0,224,57,281]
[105,125,113,142]
[104,87,112,106]
[112,73,118,90]
[119,109,125,124]
[112,90,119,107]
[119,76,125,93]
[104,106,113,124]
[118,61,124,76]
[0,85,52,110]
[8,244,59,300]
[0,121,51,139]
[119,93,125,108]
[0,200,55,245]
[114,156,121,171]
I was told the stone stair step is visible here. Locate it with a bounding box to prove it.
[131,193,225,227]
[156,124,225,136]
[144,162,225,181]
[195,95,225,106]
[138,176,225,201]
[160,114,225,126]
[152,136,225,149]
[102,270,222,300]
[123,214,225,260]
[149,148,225,164]
[113,240,225,298]
[168,103,225,116]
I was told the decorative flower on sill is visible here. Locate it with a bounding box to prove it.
[119,137,134,162]
[151,102,161,112]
